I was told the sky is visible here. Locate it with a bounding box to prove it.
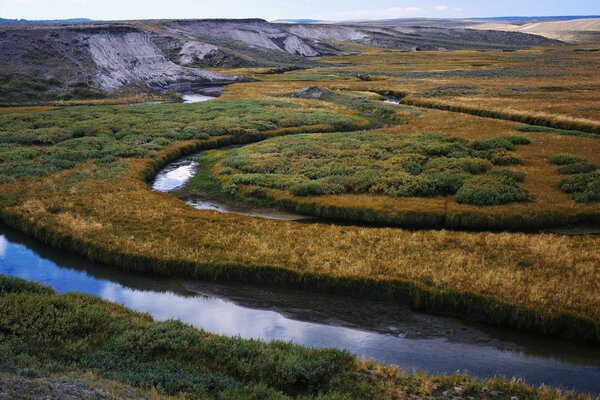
[2,0,600,22]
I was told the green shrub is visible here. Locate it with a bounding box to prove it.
[556,162,597,175]
[246,187,268,199]
[425,172,469,195]
[490,151,521,166]
[549,153,585,165]
[217,132,530,205]
[470,137,515,151]
[504,136,531,145]
[425,157,492,174]
[455,176,531,206]
[558,171,600,203]
[487,169,525,183]
[291,181,327,196]
[515,125,592,137]
[0,276,53,297]
[403,162,424,175]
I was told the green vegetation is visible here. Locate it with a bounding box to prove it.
[284,86,405,126]
[0,74,105,105]
[212,132,531,206]
[549,154,600,203]
[0,47,599,350]
[0,100,363,183]
[559,172,600,203]
[515,125,594,138]
[549,154,586,166]
[0,275,590,400]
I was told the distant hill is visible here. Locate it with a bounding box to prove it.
[0,18,92,24]
[469,18,600,43]
[0,18,560,96]
[480,16,600,23]
[272,19,322,24]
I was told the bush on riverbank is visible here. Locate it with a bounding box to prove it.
[549,154,600,203]
[0,275,591,400]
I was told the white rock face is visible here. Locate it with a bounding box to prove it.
[282,35,320,56]
[87,32,235,92]
[284,24,368,42]
[179,41,220,65]
[181,20,324,56]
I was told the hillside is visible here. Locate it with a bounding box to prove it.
[0,18,560,99]
[468,18,600,43]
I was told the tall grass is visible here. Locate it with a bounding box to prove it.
[374,90,600,135]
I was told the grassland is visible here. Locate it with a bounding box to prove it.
[182,89,600,230]
[0,46,599,344]
[0,274,592,400]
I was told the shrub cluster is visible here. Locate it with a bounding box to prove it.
[217,132,531,206]
[0,74,105,105]
[0,100,363,182]
[550,154,599,203]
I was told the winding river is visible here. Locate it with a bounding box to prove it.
[1,224,599,393]
[2,90,599,394]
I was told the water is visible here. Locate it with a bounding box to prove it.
[181,94,215,103]
[180,86,223,104]
[0,225,599,394]
[150,154,309,221]
[151,158,199,192]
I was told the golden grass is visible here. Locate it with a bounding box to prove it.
[1,139,598,333]
[0,46,599,340]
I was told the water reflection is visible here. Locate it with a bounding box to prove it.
[181,94,216,103]
[151,159,198,192]
[150,154,309,221]
[0,225,598,394]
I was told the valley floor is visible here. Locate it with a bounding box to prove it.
[0,45,598,397]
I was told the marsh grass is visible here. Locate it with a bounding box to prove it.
[0,47,599,343]
[0,100,364,183]
[210,131,531,206]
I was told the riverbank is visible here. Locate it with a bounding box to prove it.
[178,142,600,232]
[0,274,594,399]
[2,223,599,393]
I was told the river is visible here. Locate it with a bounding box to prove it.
[0,225,599,394]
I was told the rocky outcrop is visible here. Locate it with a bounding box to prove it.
[87,31,236,92]
[0,19,563,96]
[178,41,220,65]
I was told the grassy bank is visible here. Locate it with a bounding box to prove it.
[0,151,598,341]
[0,275,592,399]
[385,92,600,136]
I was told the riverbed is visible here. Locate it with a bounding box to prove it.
[0,225,599,394]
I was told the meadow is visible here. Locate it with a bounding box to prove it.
[0,46,599,346]
[0,274,592,400]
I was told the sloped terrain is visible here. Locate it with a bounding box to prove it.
[0,18,561,100]
[469,18,600,43]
